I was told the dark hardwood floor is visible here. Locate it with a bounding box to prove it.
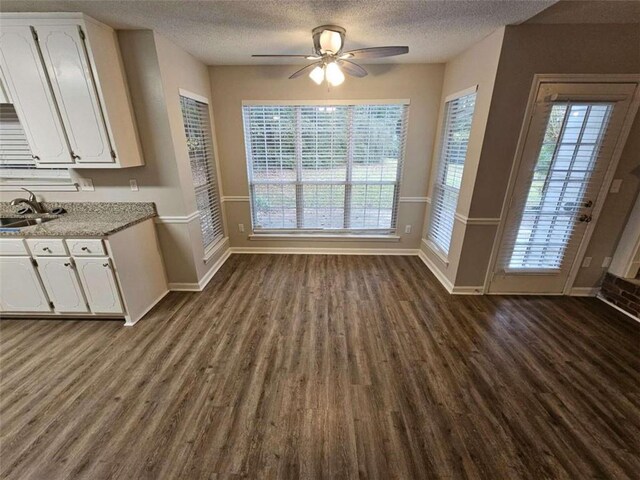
[1,254,638,479]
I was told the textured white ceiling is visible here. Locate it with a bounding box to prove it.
[1,0,558,64]
[526,0,640,24]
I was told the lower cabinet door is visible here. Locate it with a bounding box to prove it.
[36,257,88,313]
[0,256,51,312]
[74,257,123,314]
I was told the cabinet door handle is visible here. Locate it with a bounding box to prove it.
[103,263,109,267]
[64,262,71,267]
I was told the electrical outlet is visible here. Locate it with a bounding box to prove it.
[602,256,612,268]
[610,179,622,193]
[79,178,94,191]
[130,179,139,191]
[238,223,245,233]
[582,257,592,268]
[404,225,412,234]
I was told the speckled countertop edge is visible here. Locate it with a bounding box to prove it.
[0,202,157,238]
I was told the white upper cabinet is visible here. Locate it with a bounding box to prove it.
[0,14,144,168]
[37,25,113,164]
[0,25,72,164]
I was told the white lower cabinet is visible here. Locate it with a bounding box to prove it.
[36,257,88,313]
[74,257,123,314]
[0,256,51,312]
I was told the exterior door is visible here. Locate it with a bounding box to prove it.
[35,25,114,164]
[74,257,123,313]
[489,82,637,294]
[36,257,88,313]
[0,25,72,164]
[0,257,51,312]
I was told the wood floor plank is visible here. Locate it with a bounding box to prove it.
[1,254,638,479]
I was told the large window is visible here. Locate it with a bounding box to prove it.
[179,93,224,251]
[427,89,477,256]
[0,104,73,190]
[242,102,409,234]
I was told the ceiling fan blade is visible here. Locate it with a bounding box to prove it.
[338,60,368,78]
[341,46,409,59]
[289,61,322,79]
[252,54,320,59]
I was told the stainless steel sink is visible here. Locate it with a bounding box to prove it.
[0,216,57,228]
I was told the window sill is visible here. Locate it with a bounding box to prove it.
[203,236,228,263]
[249,233,401,242]
[422,238,450,266]
[0,183,79,192]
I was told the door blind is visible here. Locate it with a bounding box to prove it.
[242,103,409,233]
[427,91,477,255]
[498,101,621,272]
[179,95,224,250]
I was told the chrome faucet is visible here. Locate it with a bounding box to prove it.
[10,188,45,214]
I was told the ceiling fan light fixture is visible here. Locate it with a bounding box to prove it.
[319,29,343,54]
[325,62,345,87]
[309,65,325,85]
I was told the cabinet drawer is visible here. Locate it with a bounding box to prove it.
[0,238,28,255]
[26,238,67,256]
[66,239,106,256]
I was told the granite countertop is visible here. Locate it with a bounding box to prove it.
[0,202,157,237]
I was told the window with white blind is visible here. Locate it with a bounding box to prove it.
[427,89,477,256]
[179,93,224,251]
[242,102,409,234]
[0,104,72,189]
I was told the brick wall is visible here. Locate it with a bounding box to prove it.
[600,273,640,319]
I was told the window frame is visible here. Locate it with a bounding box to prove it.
[242,99,410,237]
[426,86,478,260]
[178,89,225,258]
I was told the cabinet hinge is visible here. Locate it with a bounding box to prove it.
[49,301,55,309]
[111,149,117,160]
[31,258,38,267]
[30,27,38,42]
[78,27,86,41]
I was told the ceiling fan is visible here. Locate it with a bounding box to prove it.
[252,25,409,87]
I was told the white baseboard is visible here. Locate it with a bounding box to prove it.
[229,247,418,256]
[569,287,599,297]
[451,286,485,295]
[597,294,640,323]
[417,249,454,293]
[124,289,169,326]
[169,248,232,292]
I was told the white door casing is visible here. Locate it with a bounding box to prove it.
[74,257,123,313]
[35,25,114,164]
[489,80,639,294]
[36,257,88,313]
[0,256,51,312]
[0,25,72,164]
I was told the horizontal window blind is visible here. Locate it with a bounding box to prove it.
[179,95,224,250]
[427,91,476,255]
[0,104,72,185]
[499,101,616,271]
[242,103,409,233]
[0,103,33,166]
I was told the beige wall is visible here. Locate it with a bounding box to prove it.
[419,28,505,285]
[457,23,640,288]
[209,63,444,250]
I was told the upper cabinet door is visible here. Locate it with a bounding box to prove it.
[35,25,114,164]
[0,26,72,164]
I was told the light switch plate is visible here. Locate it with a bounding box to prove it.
[582,257,592,268]
[238,224,245,233]
[80,178,94,191]
[610,179,622,193]
[404,225,412,234]
[130,179,139,191]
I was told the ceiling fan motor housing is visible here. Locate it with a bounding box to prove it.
[312,25,346,56]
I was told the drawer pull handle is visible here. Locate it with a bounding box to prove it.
[43,247,51,252]
[81,247,89,251]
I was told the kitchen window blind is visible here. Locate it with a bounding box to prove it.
[427,91,477,255]
[242,102,409,233]
[179,95,224,251]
